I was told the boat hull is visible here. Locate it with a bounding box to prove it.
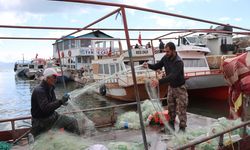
[103,82,168,102]
[15,69,26,78]
[188,86,228,101]
[56,75,72,83]
[185,73,228,101]
[24,69,36,79]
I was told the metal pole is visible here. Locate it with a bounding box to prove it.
[153,31,187,40]
[150,40,155,63]
[0,37,178,40]
[0,25,210,31]
[56,41,67,90]
[56,8,121,41]
[241,94,247,121]
[120,7,148,150]
[56,0,250,32]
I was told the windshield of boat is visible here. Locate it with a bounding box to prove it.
[182,58,208,68]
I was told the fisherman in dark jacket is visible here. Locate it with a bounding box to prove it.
[143,42,188,132]
[31,68,80,137]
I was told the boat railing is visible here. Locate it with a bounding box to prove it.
[1,101,250,149]
[175,120,250,150]
[0,101,140,142]
[116,76,128,85]
[185,69,222,78]
[0,116,32,142]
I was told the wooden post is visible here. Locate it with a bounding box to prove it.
[242,94,250,121]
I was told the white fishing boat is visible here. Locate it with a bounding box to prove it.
[155,37,229,101]
[92,46,168,101]
[14,60,31,78]
[24,58,46,79]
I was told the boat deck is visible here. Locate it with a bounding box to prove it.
[11,113,216,150]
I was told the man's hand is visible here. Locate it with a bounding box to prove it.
[61,93,70,105]
[151,79,159,88]
[142,62,148,68]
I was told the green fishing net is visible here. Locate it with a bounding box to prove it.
[115,100,162,129]
[0,141,11,150]
[32,131,90,150]
[172,117,244,149]
[107,142,144,150]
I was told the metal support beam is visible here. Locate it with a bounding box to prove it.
[55,0,250,32]
[0,25,210,31]
[57,7,121,41]
[154,31,187,40]
[0,37,176,41]
[120,7,148,150]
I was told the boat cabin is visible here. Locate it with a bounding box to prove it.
[179,25,235,55]
[154,45,210,73]
[52,30,118,71]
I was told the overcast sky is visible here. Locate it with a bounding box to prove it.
[0,0,249,62]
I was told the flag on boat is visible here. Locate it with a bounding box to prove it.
[138,32,142,46]
[108,47,112,57]
[108,41,112,57]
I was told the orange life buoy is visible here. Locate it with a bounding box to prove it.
[68,50,72,57]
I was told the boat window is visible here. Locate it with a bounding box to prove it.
[104,64,109,74]
[221,37,227,45]
[182,37,189,45]
[183,58,207,67]
[64,40,70,50]
[57,42,63,51]
[82,58,88,63]
[186,37,196,44]
[95,42,104,48]
[77,57,81,63]
[71,40,76,49]
[29,65,34,69]
[110,64,116,74]
[38,65,43,69]
[116,63,120,72]
[99,64,104,74]
[81,40,91,47]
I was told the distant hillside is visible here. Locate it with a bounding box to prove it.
[0,62,14,70]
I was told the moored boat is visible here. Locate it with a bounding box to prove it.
[14,60,31,78]
[155,42,229,101]
[92,47,168,101]
[24,58,46,79]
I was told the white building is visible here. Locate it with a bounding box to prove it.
[52,30,117,70]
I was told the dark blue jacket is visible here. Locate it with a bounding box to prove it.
[31,80,62,119]
[148,54,185,88]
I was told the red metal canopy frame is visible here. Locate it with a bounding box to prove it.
[1,1,250,149]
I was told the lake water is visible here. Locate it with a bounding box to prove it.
[0,67,229,130]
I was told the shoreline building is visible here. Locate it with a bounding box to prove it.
[52,30,116,71]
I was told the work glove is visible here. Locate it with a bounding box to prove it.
[61,93,70,105]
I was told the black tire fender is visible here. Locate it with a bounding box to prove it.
[99,84,106,96]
